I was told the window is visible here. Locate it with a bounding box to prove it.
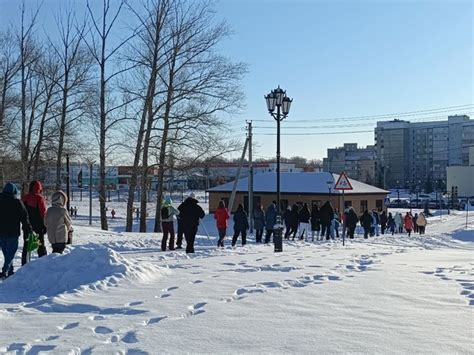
[360,200,368,213]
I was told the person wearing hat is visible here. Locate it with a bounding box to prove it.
[177,193,205,253]
[45,190,73,254]
[0,183,31,278]
[161,197,179,251]
[21,180,48,264]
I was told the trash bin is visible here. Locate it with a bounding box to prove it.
[274,228,283,252]
[274,216,283,252]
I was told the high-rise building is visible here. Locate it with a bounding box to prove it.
[323,143,377,184]
[375,115,473,189]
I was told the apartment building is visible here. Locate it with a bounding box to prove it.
[322,143,377,185]
[375,115,473,189]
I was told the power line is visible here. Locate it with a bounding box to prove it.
[252,112,474,130]
[254,130,374,136]
[251,104,473,123]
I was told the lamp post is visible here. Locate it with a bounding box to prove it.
[406,180,412,213]
[327,181,333,203]
[265,86,292,252]
[396,179,400,205]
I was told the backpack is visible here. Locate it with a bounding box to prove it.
[161,206,169,219]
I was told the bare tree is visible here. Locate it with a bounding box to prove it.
[18,2,42,187]
[85,0,136,230]
[151,0,247,232]
[124,0,173,232]
[0,28,20,135]
[49,9,93,189]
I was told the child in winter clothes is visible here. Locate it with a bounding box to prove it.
[310,204,321,241]
[395,212,403,233]
[214,200,230,247]
[298,203,311,241]
[331,210,340,239]
[417,212,427,234]
[161,197,179,251]
[0,183,31,278]
[21,180,48,264]
[253,204,265,243]
[45,190,73,254]
[232,204,249,247]
[404,212,413,237]
[285,205,299,240]
[360,210,372,239]
[388,212,396,235]
[380,211,388,235]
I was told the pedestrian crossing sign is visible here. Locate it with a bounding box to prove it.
[335,171,353,190]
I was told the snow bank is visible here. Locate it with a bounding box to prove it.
[0,244,163,303]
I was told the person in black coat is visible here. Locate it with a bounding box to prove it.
[310,204,321,241]
[177,193,205,253]
[359,210,372,239]
[380,211,388,235]
[0,183,31,278]
[298,203,311,241]
[232,204,249,247]
[319,201,334,240]
[345,207,359,239]
[285,204,299,240]
[282,207,291,239]
[264,203,277,244]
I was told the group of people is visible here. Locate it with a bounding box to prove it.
[383,211,428,237]
[69,206,78,218]
[211,200,430,248]
[0,181,73,279]
[159,193,205,254]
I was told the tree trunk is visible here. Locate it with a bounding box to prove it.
[56,79,69,190]
[99,39,108,230]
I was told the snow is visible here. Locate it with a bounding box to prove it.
[0,195,473,353]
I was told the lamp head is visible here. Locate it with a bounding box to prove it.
[265,92,276,113]
[282,96,292,116]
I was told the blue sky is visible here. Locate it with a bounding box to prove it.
[213,0,473,160]
[1,0,472,161]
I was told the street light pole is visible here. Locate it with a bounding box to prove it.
[265,86,292,253]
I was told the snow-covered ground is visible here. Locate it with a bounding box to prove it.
[0,195,473,354]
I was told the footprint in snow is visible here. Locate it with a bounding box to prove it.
[89,315,106,321]
[94,326,114,334]
[182,302,207,317]
[159,293,171,298]
[162,286,178,292]
[189,280,203,284]
[62,322,79,330]
[122,331,139,344]
[127,301,143,307]
[45,335,60,341]
[145,316,167,325]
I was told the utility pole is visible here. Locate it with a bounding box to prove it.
[228,137,249,214]
[89,162,93,225]
[247,121,254,234]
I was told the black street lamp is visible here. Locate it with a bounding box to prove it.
[265,86,292,252]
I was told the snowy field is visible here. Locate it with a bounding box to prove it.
[0,194,473,354]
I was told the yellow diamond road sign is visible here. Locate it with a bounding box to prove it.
[335,171,353,190]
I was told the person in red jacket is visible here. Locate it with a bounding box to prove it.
[404,212,413,237]
[214,200,230,248]
[21,180,48,264]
